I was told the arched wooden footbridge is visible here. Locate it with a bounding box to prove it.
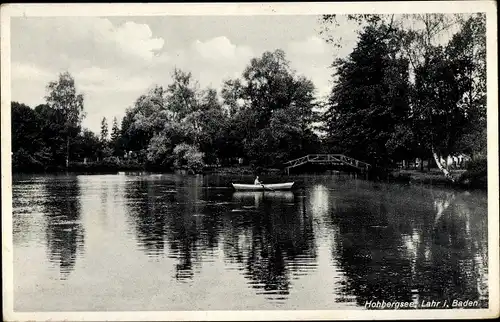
[284,154,371,175]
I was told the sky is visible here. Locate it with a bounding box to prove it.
[10,15,361,134]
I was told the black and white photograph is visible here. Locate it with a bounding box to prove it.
[1,2,498,321]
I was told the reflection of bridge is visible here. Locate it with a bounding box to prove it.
[284,154,372,175]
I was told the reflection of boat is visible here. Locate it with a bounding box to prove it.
[232,191,295,202]
[232,182,294,191]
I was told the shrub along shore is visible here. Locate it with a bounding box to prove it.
[387,157,487,190]
[13,157,487,191]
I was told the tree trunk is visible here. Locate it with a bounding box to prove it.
[66,135,70,169]
[431,147,454,182]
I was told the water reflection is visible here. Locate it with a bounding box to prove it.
[224,191,316,300]
[124,176,224,281]
[327,185,488,308]
[12,174,489,310]
[419,191,488,307]
[42,176,84,280]
[12,177,46,246]
[163,178,222,281]
[124,178,169,256]
[124,179,318,299]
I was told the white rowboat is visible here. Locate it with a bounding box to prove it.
[231,182,295,191]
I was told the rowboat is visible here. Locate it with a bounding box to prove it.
[231,182,295,191]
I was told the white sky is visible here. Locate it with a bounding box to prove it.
[10,15,361,133]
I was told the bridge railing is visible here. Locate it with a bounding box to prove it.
[284,154,372,170]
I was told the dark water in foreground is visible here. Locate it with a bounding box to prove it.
[12,173,488,311]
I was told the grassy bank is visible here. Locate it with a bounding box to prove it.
[388,159,487,190]
[389,169,462,185]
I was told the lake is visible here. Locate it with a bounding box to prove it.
[11,173,489,311]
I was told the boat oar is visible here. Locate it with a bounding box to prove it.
[261,184,275,192]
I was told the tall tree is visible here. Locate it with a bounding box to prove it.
[121,85,170,161]
[110,117,120,141]
[412,43,474,174]
[100,117,109,143]
[223,49,321,166]
[185,87,228,163]
[221,79,244,116]
[447,14,487,159]
[45,71,85,168]
[110,117,122,156]
[166,68,200,122]
[323,23,411,166]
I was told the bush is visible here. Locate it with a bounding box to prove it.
[173,143,205,173]
[68,159,144,173]
[12,148,45,172]
[459,157,487,189]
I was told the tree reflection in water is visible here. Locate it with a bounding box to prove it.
[224,191,316,300]
[329,186,488,308]
[417,191,489,307]
[125,177,318,295]
[124,178,170,256]
[43,175,84,280]
[124,175,224,281]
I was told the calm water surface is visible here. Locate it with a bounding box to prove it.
[12,173,488,311]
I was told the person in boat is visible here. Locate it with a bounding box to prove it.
[254,176,262,185]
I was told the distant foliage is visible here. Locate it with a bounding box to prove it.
[117,51,321,169]
[11,101,98,172]
[320,13,487,174]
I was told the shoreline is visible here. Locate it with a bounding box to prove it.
[387,169,486,191]
[12,165,486,191]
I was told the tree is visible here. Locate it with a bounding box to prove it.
[11,102,41,155]
[446,14,487,159]
[45,71,85,168]
[100,117,109,143]
[11,102,51,171]
[120,85,170,161]
[223,49,321,166]
[323,23,411,167]
[166,68,200,122]
[34,103,68,167]
[121,56,321,169]
[184,87,229,164]
[110,117,120,142]
[72,129,100,162]
[221,79,244,116]
[146,132,174,167]
[110,117,122,156]
[122,69,203,167]
[412,44,474,174]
